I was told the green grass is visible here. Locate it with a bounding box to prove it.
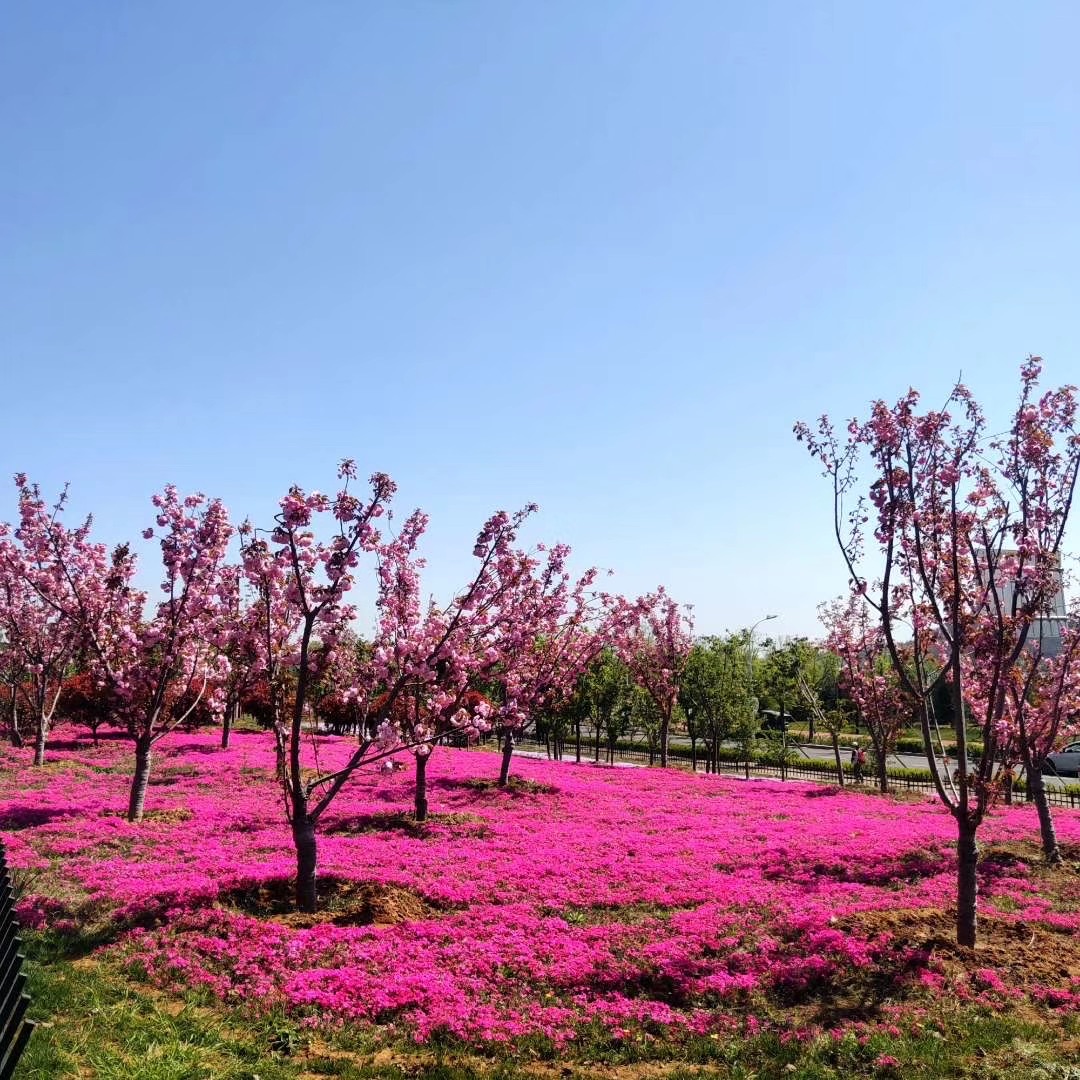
[18,942,297,1079]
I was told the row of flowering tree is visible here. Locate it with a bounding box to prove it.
[0,462,697,913]
[0,477,235,808]
[797,356,1080,947]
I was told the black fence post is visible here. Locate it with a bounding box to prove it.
[0,841,34,1080]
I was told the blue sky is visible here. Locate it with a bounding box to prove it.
[3,2,1079,638]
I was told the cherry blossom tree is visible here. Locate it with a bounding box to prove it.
[215,564,250,750]
[617,589,693,767]
[258,463,622,908]
[57,672,116,745]
[247,463,403,911]
[797,357,1080,946]
[63,487,234,821]
[0,562,71,766]
[235,534,302,775]
[0,644,27,748]
[486,548,616,786]
[251,464,488,906]
[312,633,371,735]
[996,610,1080,863]
[370,506,594,808]
[0,478,108,765]
[820,596,911,793]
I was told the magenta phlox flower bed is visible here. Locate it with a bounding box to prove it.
[4,727,1080,1045]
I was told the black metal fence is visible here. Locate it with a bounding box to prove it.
[506,736,1080,810]
[0,844,33,1080]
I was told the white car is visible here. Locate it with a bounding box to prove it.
[1045,743,1080,777]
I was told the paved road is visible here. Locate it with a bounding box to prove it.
[516,743,1075,790]
[651,734,1076,790]
[787,741,1075,790]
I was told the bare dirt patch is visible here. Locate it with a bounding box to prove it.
[101,807,193,824]
[221,877,443,929]
[840,904,1080,990]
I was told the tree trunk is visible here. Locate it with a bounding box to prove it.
[8,686,22,749]
[690,734,697,772]
[274,721,287,782]
[221,695,238,749]
[659,714,670,767]
[594,720,600,762]
[574,715,582,763]
[1027,765,1062,864]
[808,711,815,742]
[293,813,318,913]
[956,820,978,947]
[498,730,514,786]
[831,732,844,787]
[127,737,153,822]
[415,753,429,821]
[33,720,47,767]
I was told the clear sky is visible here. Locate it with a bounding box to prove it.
[3,2,1078,639]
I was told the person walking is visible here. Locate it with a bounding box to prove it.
[852,744,865,783]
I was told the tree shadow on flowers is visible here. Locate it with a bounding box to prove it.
[44,730,128,752]
[323,809,490,839]
[0,803,84,830]
[762,845,951,890]
[452,775,559,797]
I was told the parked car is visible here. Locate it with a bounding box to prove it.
[757,710,788,735]
[1044,743,1080,777]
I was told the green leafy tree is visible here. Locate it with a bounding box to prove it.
[627,683,666,765]
[579,649,630,762]
[680,634,758,773]
[794,656,846,785]
[760,638,838,741]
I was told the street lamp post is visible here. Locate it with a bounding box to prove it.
[745,615,777,769]
[745,614,777,684]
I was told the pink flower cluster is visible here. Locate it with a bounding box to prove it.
[4,727,1080,1045]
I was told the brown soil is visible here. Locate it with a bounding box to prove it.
[462,775,558,796]
[840,904,1080,990]
[221,877,442,929]
[102,807,193,824]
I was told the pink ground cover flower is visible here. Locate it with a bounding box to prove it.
[3,725,1080,1044]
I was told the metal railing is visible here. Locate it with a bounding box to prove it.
[505,736,1080,809]
[0,843,33,1080]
